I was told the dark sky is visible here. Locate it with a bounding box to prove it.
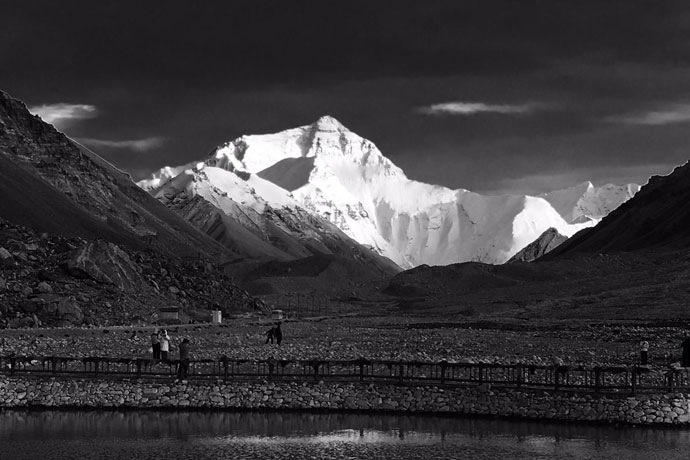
[3,1,690,194]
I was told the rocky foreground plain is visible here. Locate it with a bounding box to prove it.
[1,314,688,369]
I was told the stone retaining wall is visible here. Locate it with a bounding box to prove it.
[1,375,689,425]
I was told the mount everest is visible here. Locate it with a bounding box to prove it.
[139,116,639,268]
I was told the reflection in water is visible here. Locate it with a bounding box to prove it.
[1,410,689,460]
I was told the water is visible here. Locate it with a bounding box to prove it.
[1,410,689,460]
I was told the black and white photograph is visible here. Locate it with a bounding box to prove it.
[2,1,690,458]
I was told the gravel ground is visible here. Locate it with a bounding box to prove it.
[1,315,688,368]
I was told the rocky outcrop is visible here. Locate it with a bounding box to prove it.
[1,375,689,426]
[508,228,568,263]
[66,240,143,291]
[0,218,255,328]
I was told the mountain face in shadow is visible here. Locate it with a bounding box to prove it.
[508,228,568,263]
[0,90,231,260]
[546,162,690,257]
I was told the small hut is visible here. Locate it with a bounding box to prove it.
[159,306,180,323]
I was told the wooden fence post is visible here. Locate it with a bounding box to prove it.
[594,367,602,392]
[268,359,275,381]
[312,361,320,381]
[358,358,366,382]
[631,367,637,395]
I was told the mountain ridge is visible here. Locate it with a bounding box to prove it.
[546,161,690,257]
[139,116,639,267]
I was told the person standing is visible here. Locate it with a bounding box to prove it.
[160,330,170,361]
[178,338,191,379]
[265,326,275,344]
[640,339,649,365]
[275,322,283,346]
[682,336,690,367]
[151,329,161,360]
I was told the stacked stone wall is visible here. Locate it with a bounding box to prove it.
[1,376,689,425]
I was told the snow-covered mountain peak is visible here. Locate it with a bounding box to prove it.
[138,120,639,268]
[312,115,348,132]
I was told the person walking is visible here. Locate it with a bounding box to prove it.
[178,338,191,379]
[640,339,649,365]
[160,330,171,361]
[151,329,160,360]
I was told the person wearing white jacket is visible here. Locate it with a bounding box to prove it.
[160,330,171,361]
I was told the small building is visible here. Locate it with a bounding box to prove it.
[159,306,180,323]
[271,309,284,320]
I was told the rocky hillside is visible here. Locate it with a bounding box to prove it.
[0,218,255,328]
[507,228,568,263]
[0,90,231,260]
[0,90,262,328]
[548,161,690,257]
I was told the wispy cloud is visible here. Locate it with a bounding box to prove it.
[417,101,536,116]
[607,103,690,125]
[28,103,98,129]
[75,137,166,152]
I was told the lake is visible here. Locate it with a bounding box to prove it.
[1,410,689,459]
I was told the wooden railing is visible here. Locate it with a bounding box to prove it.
[1,356,689,395]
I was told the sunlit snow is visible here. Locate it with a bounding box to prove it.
[138,116,638,268]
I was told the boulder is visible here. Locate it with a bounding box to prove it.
[66,240,143,291]
[0,247,13,265]
[18,299,38,313]
[37,281,53,293]
[37,269,60,281]
[56,297,83,324]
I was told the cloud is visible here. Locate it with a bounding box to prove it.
[417,101,536,116]
[75,137,166,152]
[607,104,690,125]
[28,103,98,129]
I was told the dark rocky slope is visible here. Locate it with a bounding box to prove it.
[547,162,690,256]
[0,90,258,327]
[0,90,232,260]
[0,218,254,328]
[508,228,568,263]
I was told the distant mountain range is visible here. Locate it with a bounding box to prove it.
[140,116,639,267]
[547,160,690,257]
